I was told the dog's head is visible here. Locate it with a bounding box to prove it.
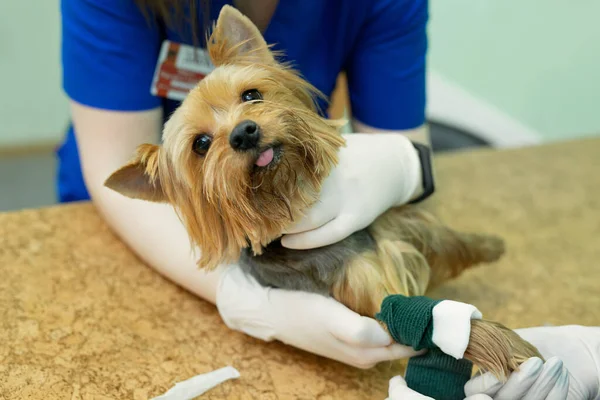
[105,5,345,269]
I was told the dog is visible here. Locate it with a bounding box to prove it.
[105,5,540,379]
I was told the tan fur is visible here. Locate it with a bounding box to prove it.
[105,4,540,382]
[331,242,428,318]
[207,5,275,66]
[370,207,506,289]
[467,320,542,378]
[104,144,165,202]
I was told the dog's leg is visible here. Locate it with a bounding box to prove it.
[331,239,430,317]
[368,207,505,289]
[331,231,539,380]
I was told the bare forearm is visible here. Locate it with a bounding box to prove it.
[351,119,431,146]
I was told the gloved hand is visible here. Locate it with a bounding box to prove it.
[388,325,600,400]
[465,325,600,400]
[465,357,569,400]
[281,133,423,250]
[388,358,572,400]
[215,265,422,368]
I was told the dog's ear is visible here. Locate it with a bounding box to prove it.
[208,5,274,66]
[104,144,167,203]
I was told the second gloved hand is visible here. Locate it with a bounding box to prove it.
[215,265,422,368]
[388,324,600,400]
[465,325,600,400]
[281,133,423,250]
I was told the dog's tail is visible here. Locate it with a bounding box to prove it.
[368,207,505,289]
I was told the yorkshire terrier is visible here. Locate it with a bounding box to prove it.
[105,5,540,379]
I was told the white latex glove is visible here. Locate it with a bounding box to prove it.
[215,265,422,368]
[465,357,569,400]
[281,133,422,250]
[465,325,600,400]
[387,360,571,400]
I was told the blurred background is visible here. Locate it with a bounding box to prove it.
[1,0,599,212]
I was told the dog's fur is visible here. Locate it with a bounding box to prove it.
[105,5,541,380]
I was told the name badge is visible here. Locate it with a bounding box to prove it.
[151,40,215,101]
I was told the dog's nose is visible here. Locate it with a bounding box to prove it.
[230,120,260,151]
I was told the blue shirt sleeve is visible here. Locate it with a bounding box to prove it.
[61,0,162,111]
[346,0,428,130]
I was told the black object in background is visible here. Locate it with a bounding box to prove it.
[429,121,490,153]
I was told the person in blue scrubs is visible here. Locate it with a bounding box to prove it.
[59,0,427,202]
[60,2,594,397]
[60,0,431,366]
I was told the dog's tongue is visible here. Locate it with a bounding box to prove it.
[255,148,274,167]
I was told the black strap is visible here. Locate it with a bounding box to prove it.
[408,142,435,204]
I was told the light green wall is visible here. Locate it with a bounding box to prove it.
[0,1,598,149]
[428,0,600,141]
[0,0,69,148]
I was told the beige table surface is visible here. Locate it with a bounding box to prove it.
[1,138,599,399]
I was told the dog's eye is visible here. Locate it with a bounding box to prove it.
[192,134,212,155]
[241,89,262,102]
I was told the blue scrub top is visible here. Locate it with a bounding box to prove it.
[59,0,428,202]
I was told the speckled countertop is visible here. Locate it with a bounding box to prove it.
[1,138,599,399]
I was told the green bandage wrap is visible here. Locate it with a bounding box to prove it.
[406,349,473,400]
[376,296,440,350]
[376,295,473,400]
